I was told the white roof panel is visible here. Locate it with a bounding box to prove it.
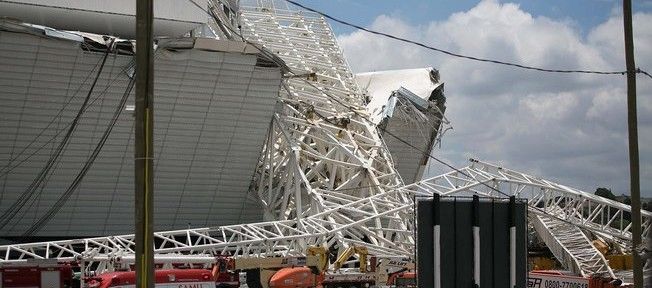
[356,68,446,183]
[356,67,442,124]
[0,0,208,38]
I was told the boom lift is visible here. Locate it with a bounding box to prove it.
[332,246,368,272]
[268,245,417,287]
[306,246,329,272]
[311,245,415,288]
[213,255,323,288]
[321,245,374,287]
[374,257,416,287]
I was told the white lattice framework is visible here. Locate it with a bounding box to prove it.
[1,4,414,271]
[2,160,650,274]
[1,4,650,279]
[531,210,614,277]
[238,6,412,254]
[405,159,650,278]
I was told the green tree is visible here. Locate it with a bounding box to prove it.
[595,187,616,201]
[645,200,652,212]
[622,196,632,205]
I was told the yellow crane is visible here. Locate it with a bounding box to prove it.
[332,245,368,272]
[306,246,329,271]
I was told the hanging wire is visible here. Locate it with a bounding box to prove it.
[283,0,652,78]
[0,57,137,178]
[23,74,137,236]
[638,68,652,80]
[0,55,107,175]
[0,39,116,230]
[186,0,639,230]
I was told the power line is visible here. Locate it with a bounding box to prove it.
[190,0,511,198]
[638,68,652,80]
[188,0,629,228]
[0,54,106,175]
[23,74,136,236]
[190,0,652,84]
[0,63,136,178]
[282,0,652,78]
[0,40,115,231]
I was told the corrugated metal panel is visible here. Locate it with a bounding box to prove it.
[356,68,446,183]
[0,30,282,236]
[0,0,207,38]
[380,104,442,183]
[357,68,442,124]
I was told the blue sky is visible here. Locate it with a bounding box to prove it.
[285,0,652,197]
[290,0,652,35]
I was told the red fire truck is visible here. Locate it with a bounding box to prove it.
[1,264,74,288]
[85,269,215,288]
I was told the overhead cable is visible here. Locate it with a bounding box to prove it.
[308,77,641,231]
[283,0,652,77]
[23,75,136,236]
[0,55,106,175]
[638,68,652,80]
[0,57,136,178]
[188,0,633,225]
[0,39,115,231]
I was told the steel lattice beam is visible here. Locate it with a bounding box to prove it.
[239,5,410,256]
[3,160,650,277]
[531,209,613,277]
[2,3,650,280]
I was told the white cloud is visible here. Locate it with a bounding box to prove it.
[338,0,652,197]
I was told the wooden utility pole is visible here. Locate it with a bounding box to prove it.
[622,0,642,287]
[135,0,155,287]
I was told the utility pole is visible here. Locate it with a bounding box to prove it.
[135,0,155,287]
[622,1,642,287]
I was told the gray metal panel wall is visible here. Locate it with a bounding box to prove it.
[416,197,528,288]
[0,31,281,237]
[381,101,444,183]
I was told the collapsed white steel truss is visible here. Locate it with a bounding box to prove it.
[239,5,411,255]
[2,160,650,275]
[1,4,650,280]
[413,159,649,278]
[531,210,614,277]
